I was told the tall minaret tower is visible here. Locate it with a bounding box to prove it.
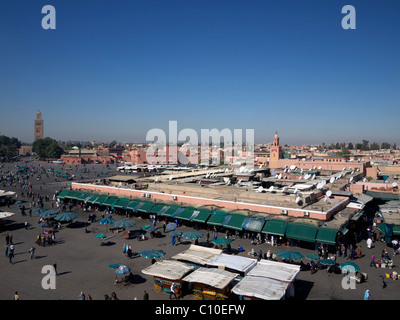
[34,110,44,141]
[269,131,282,169]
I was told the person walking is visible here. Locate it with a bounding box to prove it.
[29,246,35,260]
[143,290,149,300]
[364,290,370,300]
[169,283,177,300]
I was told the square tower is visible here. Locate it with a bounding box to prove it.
[34,110,44,141]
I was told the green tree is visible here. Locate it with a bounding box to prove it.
[348,142,354,150]
[32,137,64,159]
[370,142,380,150]
[381,142,391,149]
[0,135,22,159]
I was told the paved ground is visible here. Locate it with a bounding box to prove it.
[1,158,400,300]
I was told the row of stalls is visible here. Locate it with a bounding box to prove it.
[58,189,376,251]
[141,244,300,300]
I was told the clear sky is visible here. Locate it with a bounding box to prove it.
[0,0,399,145]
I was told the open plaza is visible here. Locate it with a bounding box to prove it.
[1,157,400,301]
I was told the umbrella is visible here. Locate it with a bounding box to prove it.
[114,219,136,229]
[320,259,336,265]
[40,209,59,217]
[32,208,46,214]
[182,230,204,240]
[108,263,123,269]
[115,265,131,275]
[169,231,182,237]
[95,233,106,239]
[139,249,165,259]
[142,224,151,230]
[146,226,157,232]
[54,211,78,222]
[340,262,360,272]
[211,238,233,246]
[99,217,115,225]
[276,251,304,261]
[306,254,320,260]
[38,222,49,228]
[166,222,177,231]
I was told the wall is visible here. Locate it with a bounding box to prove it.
[71,182,335,220]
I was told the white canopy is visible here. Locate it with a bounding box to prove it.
[206,254,257,275]
[232,275,290,300]
[171,245,222,266]
[0,190,16,197]
[231,260,300,300]
[141,260,194,280]
[182,267,238,289]
[0,211,15,219]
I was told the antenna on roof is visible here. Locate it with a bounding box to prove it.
[349,177,354,183]
[326,190,332,197]
[330,177,335,184]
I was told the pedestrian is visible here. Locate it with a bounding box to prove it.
[78,292,85,300]
[29,246,35,260]
[172,236,175,247]
[143,290,149,300]
[357,246,362,258]
[169,283,177,300]
[111,292,118,300]
[5,234,10,245]
[367,238,372,249]
[364,290,370,300]
[14,291,20,300]
[8,251,14,264]
[25,221,29,230]
[163,222,166,233]
[370,253,376,267]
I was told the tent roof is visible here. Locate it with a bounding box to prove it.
[171,244,222,266]
[206,254,257,274]
[141,260,194,280]
[182,267,238,289]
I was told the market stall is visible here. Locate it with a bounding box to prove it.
[182,267,239,300]
[231,260,300,300]
[142,260,195,297]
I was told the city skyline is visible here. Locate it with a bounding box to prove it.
[0,0,399,145]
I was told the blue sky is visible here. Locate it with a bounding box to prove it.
[0,0,399,145]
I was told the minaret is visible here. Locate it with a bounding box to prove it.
[269,131,282,169]
[34,110,44,141]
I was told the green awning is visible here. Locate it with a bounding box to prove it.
[262,219,288,236]
[137,201,155,213]
[102,196,120,207]
[149,203,168,215]
[285,222,318,243]
[86,194,101,204]
[161,205,182,217]
[207,211,228,227]
[93,195,108,206]
[175,207,196,221]
[65,190,82,200]
[113,198,131,209]
[126,200,141,211]
[315,228,339,245]
[223,214,247,231]
[56,189,70,200]
[241,217,266,233]
[191,209,212,223]
[76,192,92,202]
